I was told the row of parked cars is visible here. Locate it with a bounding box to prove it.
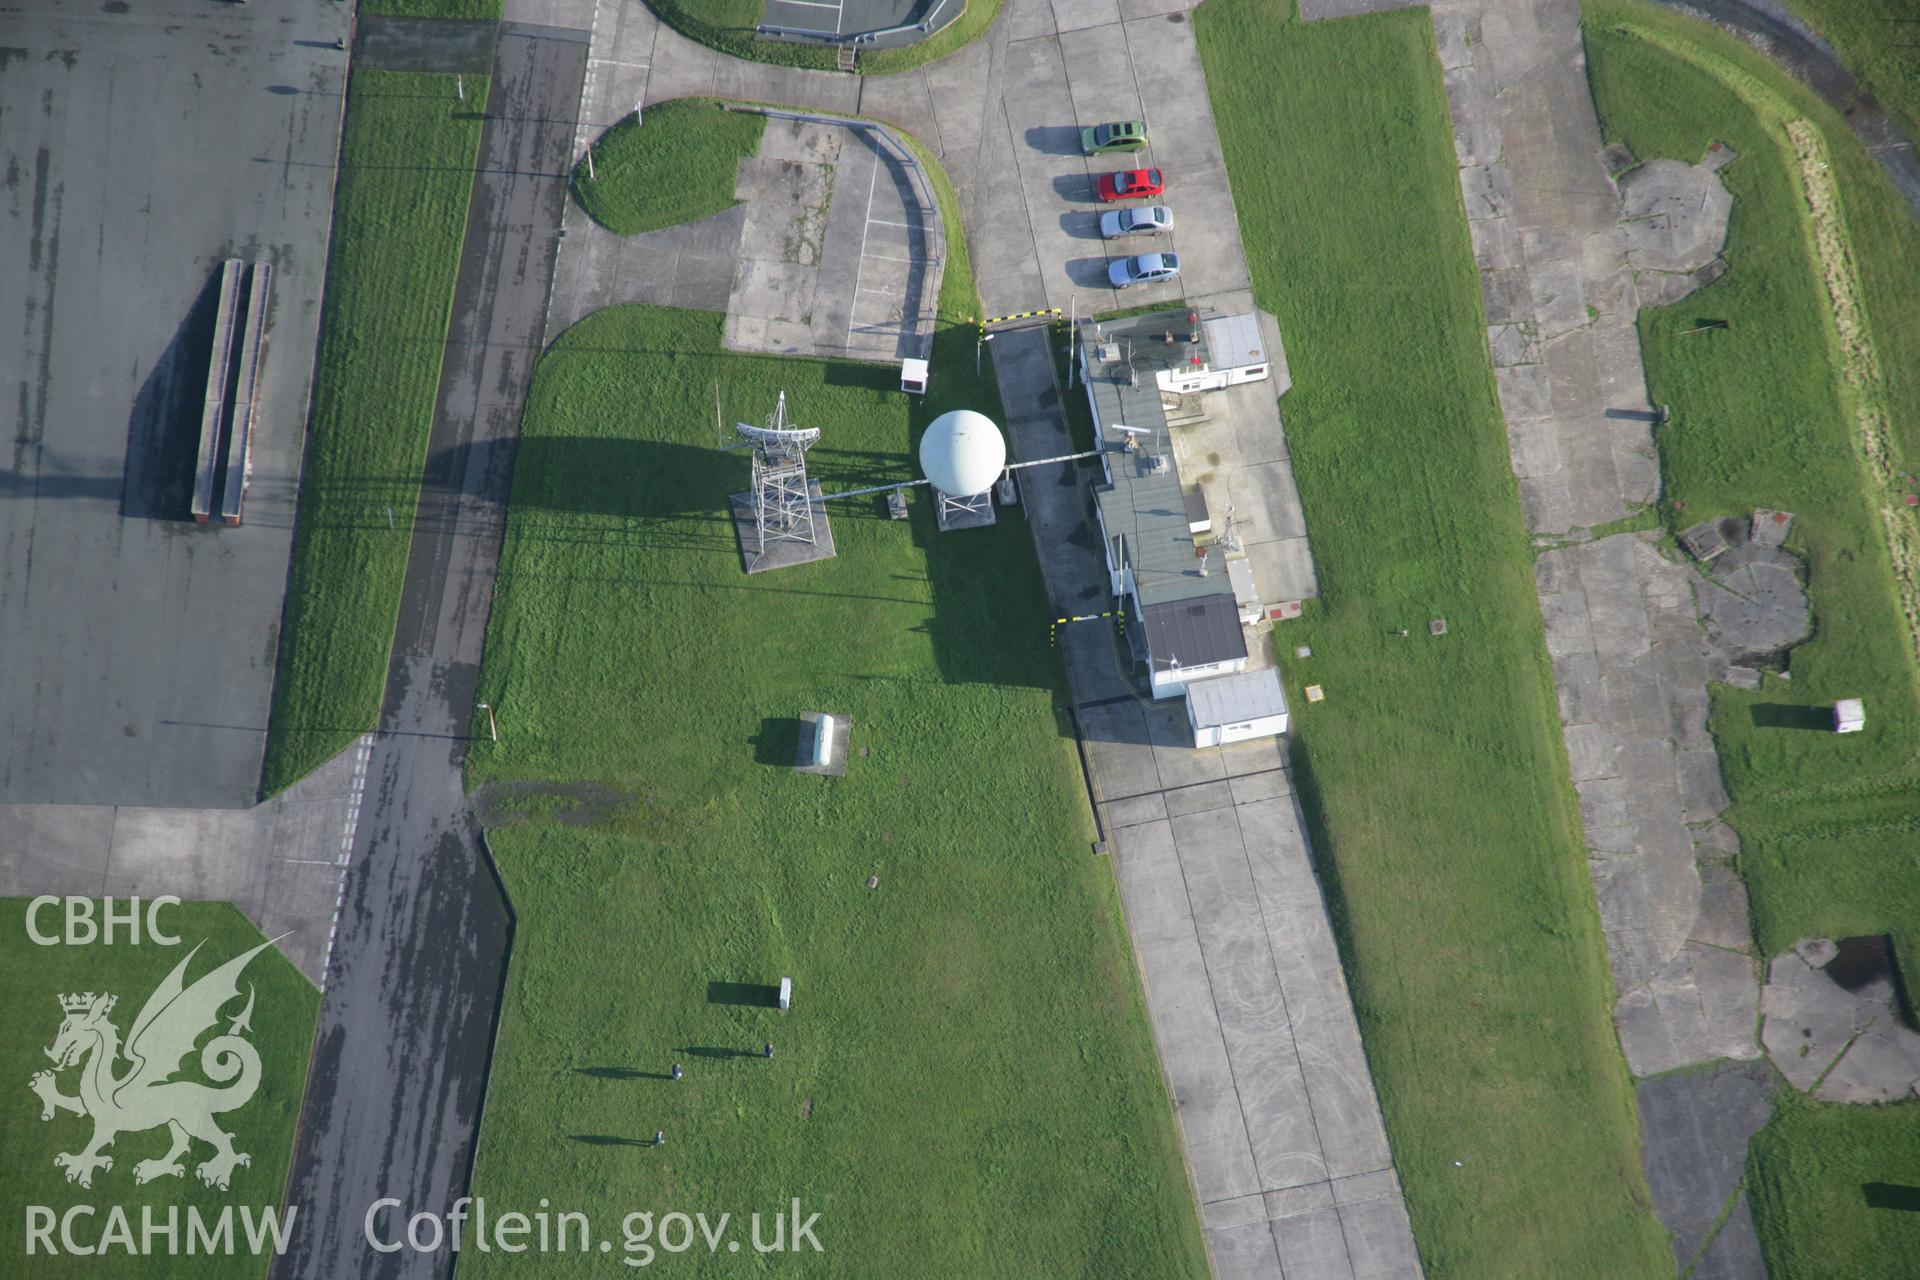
[1082,121,1178,289]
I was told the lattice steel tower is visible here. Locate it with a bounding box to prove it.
[735,392,822,553]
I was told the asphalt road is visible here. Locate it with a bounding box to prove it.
[0,0,347,808]
[272,24,587,1279]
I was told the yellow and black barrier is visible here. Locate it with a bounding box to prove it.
[980,308,1064,332]
[1050,607,1126,646]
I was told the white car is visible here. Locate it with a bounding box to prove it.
[1099,205,1173,239]
[1108,252,1181,289]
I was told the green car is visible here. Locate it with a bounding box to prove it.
[1081,120,1148,155]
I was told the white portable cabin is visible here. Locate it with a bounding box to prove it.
[1186,668,1289,747]
[1834,698,1865,734]
[1155,313,1272,395]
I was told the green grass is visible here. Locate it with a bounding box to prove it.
[645,0,1001,74]
[1783,0,1920,144]
[460,134,1208,1274]
[1747,1096,1920,1279]
[359,0,502,18]
[262,71,488,794]
[1583,0,1920,1010]
[0,900,318,1278]
[572,99,765,236]
[1194,4,1670,1276]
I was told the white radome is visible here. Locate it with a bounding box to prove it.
[918,409,1007,497]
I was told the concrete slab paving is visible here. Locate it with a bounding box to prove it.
[1761,941,1920,1101]
[1636,1059,1777,1280]
[0,735,368,983]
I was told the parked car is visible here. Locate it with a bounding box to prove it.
[1099,205,1173,238]
[1096,168,1164,202]
[1081,120,1148,155]
[1109,252,1181,289]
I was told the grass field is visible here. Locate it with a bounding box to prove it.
[1783,0,1920,144]
[1747,1096,1920,1280]
[360,0,503,18]
[1582,4,1920,1270]
[1193,4,1669,1276]
[0,900,318,1279]
[572,99,765,236]
[459,136,1209,1272]
[262,71,488,794]
[646,0,1001,74]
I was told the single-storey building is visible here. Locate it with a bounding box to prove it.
[1186,667,1289,747]
[1082,312,1262,699]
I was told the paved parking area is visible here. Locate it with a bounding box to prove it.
[0,0,349,808]
[973,4,1252,316]
[723,116,939,362]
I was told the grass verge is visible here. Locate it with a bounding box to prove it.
[460,125,1209,1274]
[572,99,766,236]
[1782,0,1920,143]
[1194,3,1670,1275]
[645,0,1001,74]
[0,900,318,1278]
[262,71,488,794]
[360,0,503,18]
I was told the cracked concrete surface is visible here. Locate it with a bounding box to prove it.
[1537,533,1763,1077]
[1761,939,1920,1103]
[1433,0,1662,537]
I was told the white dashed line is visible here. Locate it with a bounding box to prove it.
[319,733,376,990]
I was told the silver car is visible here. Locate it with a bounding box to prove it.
[1099,205,1173,239]
[1108,251,1181,289]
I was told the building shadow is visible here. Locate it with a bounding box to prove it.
[1862,1183,1920,1211]
[675,1045,764,1060]
[707,980,781,1008]
[120,266,226,521]
[751,718,802,766]
[1748,703,1831,730]
[574,1065,674,1081]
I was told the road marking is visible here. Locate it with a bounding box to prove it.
[844,157,881,346]
[320,733,376,990]
[866,217,915,229]
[861,252,921,264]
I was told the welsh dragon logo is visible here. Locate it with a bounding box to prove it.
[29,938,274,1191]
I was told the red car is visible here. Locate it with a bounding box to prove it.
[1097,168,1164,202]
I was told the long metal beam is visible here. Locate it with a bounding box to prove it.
[819,447,1104,502]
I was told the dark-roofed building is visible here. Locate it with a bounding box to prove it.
[1141,596,1247,697]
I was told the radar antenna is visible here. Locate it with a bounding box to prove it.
[734,392,822,554]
